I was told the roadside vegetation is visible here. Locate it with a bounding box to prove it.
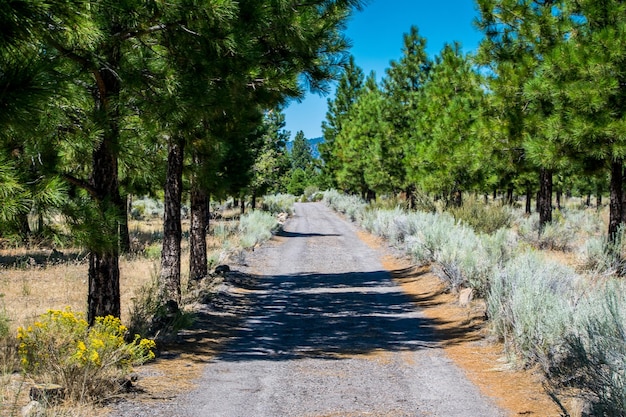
[0,195,291,416]
[324,189,625,415]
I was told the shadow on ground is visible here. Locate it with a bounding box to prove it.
[171,267,483,363]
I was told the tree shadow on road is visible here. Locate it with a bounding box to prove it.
[174,267,484,363]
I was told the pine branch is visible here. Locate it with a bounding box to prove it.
[62,173,99,199]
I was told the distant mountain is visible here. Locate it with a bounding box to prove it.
[286,136,324,159]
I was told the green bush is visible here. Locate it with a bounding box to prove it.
[448,196,512,234]
[18,308,155,403]
[261,194,296,215]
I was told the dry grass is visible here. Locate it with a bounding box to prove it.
[0,213,243,416]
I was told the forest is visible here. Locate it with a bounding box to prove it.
[0,0,364,324]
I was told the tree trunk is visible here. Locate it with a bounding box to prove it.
[586,193,591,207]
[556,190,562,211]
[240,197,245,214]
[88,251,120,324]
[119,193,131,254]
[251,190,257,211]
[525,187,532,214]
[506,187,514,205]
[450,188,462,208]
[160,136,185,304]
[189,179,209,282]
[88,137,122,324]
[17,212,31,244]
[538,168,553,233]
[608,159,624,243]
[87,53,122,324]
[406,184,417,210]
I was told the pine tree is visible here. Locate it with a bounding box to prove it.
[532,0,626,241]
[476,0,569,230]
[320,55,365,187]
[410,43,485,206]
[383,26,431,205]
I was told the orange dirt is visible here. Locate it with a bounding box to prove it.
[356,230,562,417]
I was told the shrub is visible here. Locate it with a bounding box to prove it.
[323,190,366,222]
[487,251,581,368]
[578,225,626,275]
[0,296,9,339]
[515,209,602,252]
[360,207,515,296]
[547,281,626,415]
[261,194,296,215]
[17,308,155,403]
[448,196,513,234]
[238,210,279,248]
[303,186,320,202]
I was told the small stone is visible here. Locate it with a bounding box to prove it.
[21,400,44,417]
[459,288,474,307]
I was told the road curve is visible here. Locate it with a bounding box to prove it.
[116,202,506,417]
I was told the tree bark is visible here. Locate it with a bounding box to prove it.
[88,136,122,324]
[538,168,553,233]
[160,136,185,304]
[525,187,532,214]
[251,190,257,211]
[506,187,514,205]
[189,179,209,282]
[608,159,624,243]
[87,48,122,324]
[406,184,417,210]
[119,193,131,254]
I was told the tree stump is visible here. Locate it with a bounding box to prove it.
[29,383,65,404]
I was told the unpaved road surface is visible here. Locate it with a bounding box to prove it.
[113,202,506,417]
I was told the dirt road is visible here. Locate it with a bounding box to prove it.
[113,202,506,416]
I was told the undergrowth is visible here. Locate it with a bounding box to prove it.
[324,190,626,415]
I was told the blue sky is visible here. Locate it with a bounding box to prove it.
[283,0,484,140]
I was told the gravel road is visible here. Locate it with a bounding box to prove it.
[112,202,506,417]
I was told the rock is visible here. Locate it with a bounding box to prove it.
[459,288,474,307]
[21,400,44,417]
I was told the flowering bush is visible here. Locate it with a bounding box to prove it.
[17,308,155,402]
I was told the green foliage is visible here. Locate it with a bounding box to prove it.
[448,195,512,235]
[261,194,296,215]
[285,168,308,196]
[17,308,155,402]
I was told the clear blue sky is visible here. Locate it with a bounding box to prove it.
[283,0,484,140]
